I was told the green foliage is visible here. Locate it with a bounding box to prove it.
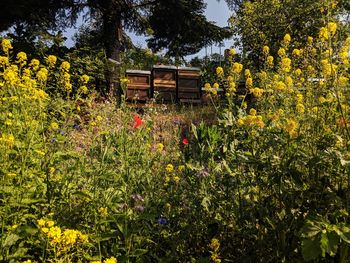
[229,0,350,68]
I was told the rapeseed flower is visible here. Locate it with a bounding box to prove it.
[1,39,12,53]
[216,66,224,77]
[232,62,243,74]
[166,164,174,173]
[46,55,57,68]
[60,61,70,72]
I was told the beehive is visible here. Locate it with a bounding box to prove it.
[177,67,201,102]
[125,70,151,101]
[152,65,177,102]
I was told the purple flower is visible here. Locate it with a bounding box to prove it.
[73,124,81,130]
[135,205,145,213]
[131,194,144,203]
[157,217,168,225]
[60,130,66,136]
[50,138,57,143]
[197,168,209,178]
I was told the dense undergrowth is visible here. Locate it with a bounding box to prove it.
[1,20,350,262]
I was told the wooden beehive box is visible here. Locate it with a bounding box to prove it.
[152,65,177,102]
[125,70,151,101]
[177,67,201,102]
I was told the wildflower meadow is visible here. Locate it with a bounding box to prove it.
[1,9,350,263]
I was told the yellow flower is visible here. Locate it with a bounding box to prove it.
[232,62,243,74]
[46,220,55,228]
[246,77,253,88]
[327,22,337,35]
[0,56,9,65]
[173,176,180,184]
[319,27,329,41]
[47,226,62,244]
[245,69,251,78]
[292,49,301,57]
[50,122,59,130]
[30,59,40,70]
[294,68,302,76]
[267,56,274,66]
[46,55,57,68]
[204,83,211,91]
[285,76,293,87]
[250,87,264,97]
[285,119,298,137]
[34,150,46,156]
[210,238,220,251]
[36,68,48,82]
[229,48,236,56]
[79,85,88,94]
[16,52,27,64]
[339,76,349,87]
[104,257,117,263]
[157,143,164,151]
[0,133,15,147]
[37,219,46,227]
[278,48,286,57]
[275,81,286,91]
[60,61,70,72]
[178,165,185,172]
[296,93,303,103]
[296,103,305,113]
[166,164,174,173]
[213,83,219,89]
[249,108,257,116]
[6,173,17,177]
[99,207,108,217]
[307,36,313,44]
[262,45,270,55]
[80,74,90,84]
[1,39,13,53]
[4,68,18,85]
[216,66,224,77]
[237,118,245,126]
[283,34,291,45]
[281,58,291,73]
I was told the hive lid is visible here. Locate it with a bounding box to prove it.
[177,66,201,71]
[152,65,177,70]
[126,69,151,74]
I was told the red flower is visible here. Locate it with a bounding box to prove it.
[133,114,143,129]
[182,138,189,145]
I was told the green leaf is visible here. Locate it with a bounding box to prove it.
[320,232,329,257]
[301,238,322,261]
[3,234,21,247]
[130,249,148,257]
[201,197,210,212]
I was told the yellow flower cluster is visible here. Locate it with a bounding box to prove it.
[284,119,298,137]
[232,62,243,74]
[216,66,224,77]
[262,45,270,55]
[91,257,117,263]
[46,55,57,68]
[209,238,221,263]
[280,57,292,73]
[38,219,88,247]
[1,39,13,53]
[0,133,15,148]
[237,109,264,129]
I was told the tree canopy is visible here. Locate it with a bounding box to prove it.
[228,0,350,67]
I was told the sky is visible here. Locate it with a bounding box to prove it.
[64,0,233,59]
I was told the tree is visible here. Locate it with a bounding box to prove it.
[147,0,231,64]
[0,0,231,100]
[228,0,350,68]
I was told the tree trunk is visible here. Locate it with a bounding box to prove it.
[103,7,122,104]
